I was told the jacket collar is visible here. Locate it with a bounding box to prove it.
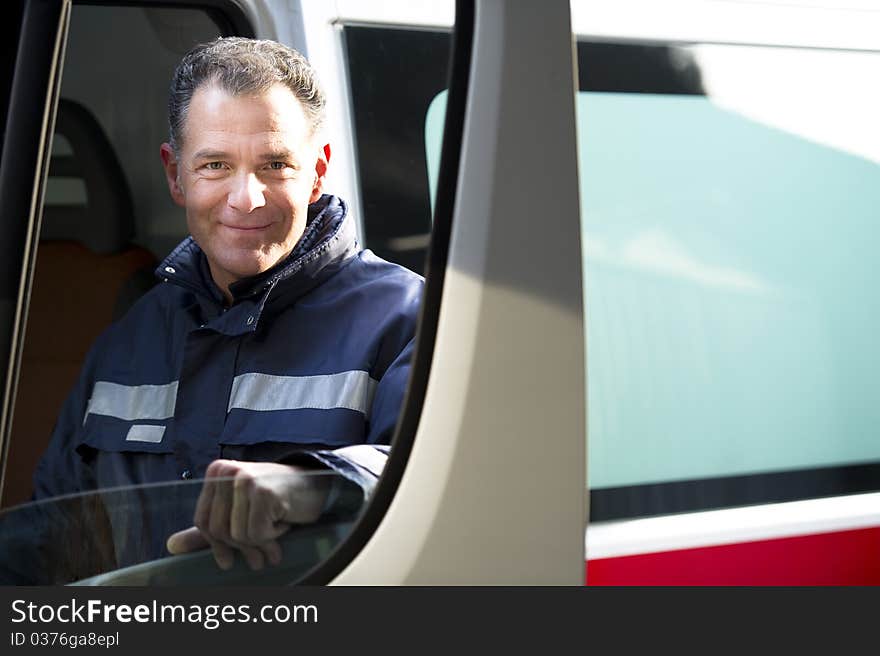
[156,195,358,330]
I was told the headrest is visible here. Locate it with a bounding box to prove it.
[41,98,135,254]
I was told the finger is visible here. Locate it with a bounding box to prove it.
[247,484,284,543]
[237,544,265,571]
[166,526,210,555]
[193,469,218,532]
[230,474,252,544]
[196,459,240,527]
[209,537,236,571]
[262,538,283,567]
[208,469,235,543]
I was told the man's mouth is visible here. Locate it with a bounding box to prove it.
[221,223,273,232]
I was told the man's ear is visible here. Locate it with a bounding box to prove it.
[309,142,331,203]
[160,143,186,207]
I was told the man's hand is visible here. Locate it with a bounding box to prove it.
[166,459,331,571]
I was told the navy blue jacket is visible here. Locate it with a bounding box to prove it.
[29,194,421,567]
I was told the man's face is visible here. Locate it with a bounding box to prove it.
[160,83,330,297]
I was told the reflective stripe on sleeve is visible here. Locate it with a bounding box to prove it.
[85,381,178,423]
[332,444,389,478]
[228,371,378,416]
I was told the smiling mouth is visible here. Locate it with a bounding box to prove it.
[222,223,273,232]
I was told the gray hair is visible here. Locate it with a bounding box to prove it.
[167,37,326,156]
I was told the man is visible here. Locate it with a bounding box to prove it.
[29,37,420,575]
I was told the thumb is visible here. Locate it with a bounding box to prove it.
[166,526,210,555]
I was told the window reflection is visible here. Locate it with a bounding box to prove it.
[0,472,358,586]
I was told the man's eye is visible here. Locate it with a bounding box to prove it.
[268,161,287,170]
[206,162,225,170]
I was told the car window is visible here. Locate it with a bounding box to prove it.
[576,42,880,519]
[343,25,452,274]
[424,38,880,521]
[0,471,353,585]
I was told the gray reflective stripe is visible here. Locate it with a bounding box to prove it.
[125,425,166,444]
[332,444,388,478]
[228,371,378,415]
[86,381,178,422]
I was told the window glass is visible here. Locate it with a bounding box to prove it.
[580,83,880,488]
[578,42,880,518]
[425,90,447,211]
[342,25,451,275]
[0,472,353,585]
[425,39,880,520]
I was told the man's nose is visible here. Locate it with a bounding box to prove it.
[227,173,267,212]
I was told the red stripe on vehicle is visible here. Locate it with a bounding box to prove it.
[586,526,880,585]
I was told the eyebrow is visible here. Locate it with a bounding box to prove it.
[189,149,302,166]
[191,149,228,161]
[259,150,298,164]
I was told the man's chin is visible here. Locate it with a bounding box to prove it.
[215,251,289,281]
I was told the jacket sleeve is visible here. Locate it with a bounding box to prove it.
[270,332,407,509]
[279,444,390,519]
[275,269,418,515]
[366,335,416,445]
